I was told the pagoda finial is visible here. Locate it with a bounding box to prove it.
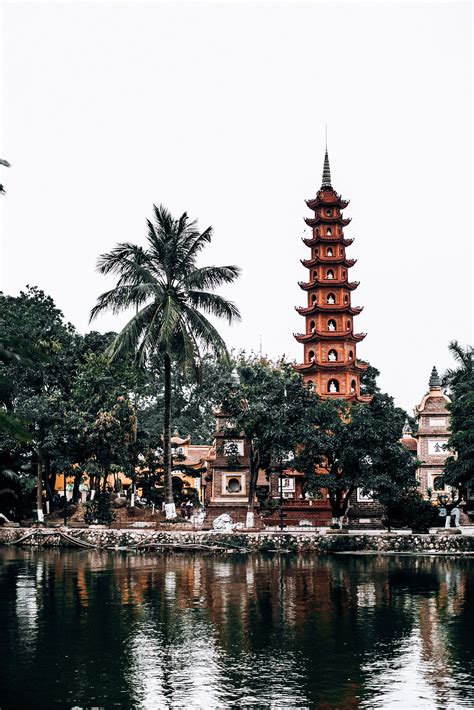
[402,419,412,436]
[429,365,441,389]
[321,147,332,187]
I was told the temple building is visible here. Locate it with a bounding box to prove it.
[413,366,452,499]
[294,149,371,402]
[203,369,255,527]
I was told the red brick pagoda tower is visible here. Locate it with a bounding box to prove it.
[295,149,371,402]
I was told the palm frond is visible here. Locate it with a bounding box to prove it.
[106,302,161,362]
[185,265,241,290]
[187,290,241,324]
[181,305,230,362]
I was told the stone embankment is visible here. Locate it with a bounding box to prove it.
[1,527,474,554]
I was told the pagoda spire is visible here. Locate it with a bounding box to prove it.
[321,148,332,187]
[429,365,441,389]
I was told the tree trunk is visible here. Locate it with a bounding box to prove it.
[163,353,176,519]
[36,453,44,523]
[246,441,258,528]
[73,472,81,503]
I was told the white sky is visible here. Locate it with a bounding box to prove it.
[1,0,472,414]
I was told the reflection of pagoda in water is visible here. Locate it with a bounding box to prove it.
[294,149,371,403]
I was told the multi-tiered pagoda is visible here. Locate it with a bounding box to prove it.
[295,150,371,402]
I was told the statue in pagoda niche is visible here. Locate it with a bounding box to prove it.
[328,320,336,331]
[328,349,337,362]
[328,380,339,393]
[327,293,335,304]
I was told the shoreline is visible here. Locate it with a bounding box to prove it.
[1,527,474,555]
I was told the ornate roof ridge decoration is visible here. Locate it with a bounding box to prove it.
[429,365,442,389]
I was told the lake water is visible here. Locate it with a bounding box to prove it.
[0,548,472,709]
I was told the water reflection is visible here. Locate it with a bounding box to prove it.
[0,549,472,709]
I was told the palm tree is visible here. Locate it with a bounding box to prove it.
[91,204,241,518]
[0,158,10,195]
[444,341,473,393]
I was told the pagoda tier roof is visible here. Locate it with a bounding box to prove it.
[300,256,357,268]
[294,360,368,373]
[305,215,351,227]
[298,279,360,291]
[294,330,367,343]
[303,236,354,248]
[295,304,363,316]
[306,192,349,210]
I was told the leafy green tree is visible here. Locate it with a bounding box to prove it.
[441,341,474,496]
[300,391,417,526]
[0,288,79,519]
[91,204,240,518]
[223,355,328,527]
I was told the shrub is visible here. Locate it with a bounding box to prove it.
[84,494,116,525]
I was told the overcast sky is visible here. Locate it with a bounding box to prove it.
[1,0,472,414]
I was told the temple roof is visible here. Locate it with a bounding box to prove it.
[295,360,368,373]
[298,279,360,291]
[303,236,353,248]
[294,330,366,343]
[295,304,363,316]
[305,215,351,227]
[300,256,357,269]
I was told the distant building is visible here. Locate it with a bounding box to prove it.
[413,366,452,499]
[170,431,210,503]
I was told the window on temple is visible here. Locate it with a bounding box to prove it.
[328,349,338,361]
[311,294,317,304]
[313,271,318,281]
[350,379,357,393]
[327,269,334,279]
[326,209,332,216]
[339,248,343,255]
[327,293,336,304]
[328,379,339,393]
[342,270,346,278]
[308,350,315,362]
[346,320,351,330]
[326,227,332,236]
[327,247,333,256]
[227,477,242,493]
[328,319,336,331]
[309,320,315,331]
[348,350,354,360]
[344,295,349,303]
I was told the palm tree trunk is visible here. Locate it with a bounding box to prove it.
[163,353,176,519]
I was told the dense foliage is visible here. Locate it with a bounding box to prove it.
[441,341,474,495]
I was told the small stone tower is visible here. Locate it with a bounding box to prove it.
[414,366,452,498]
